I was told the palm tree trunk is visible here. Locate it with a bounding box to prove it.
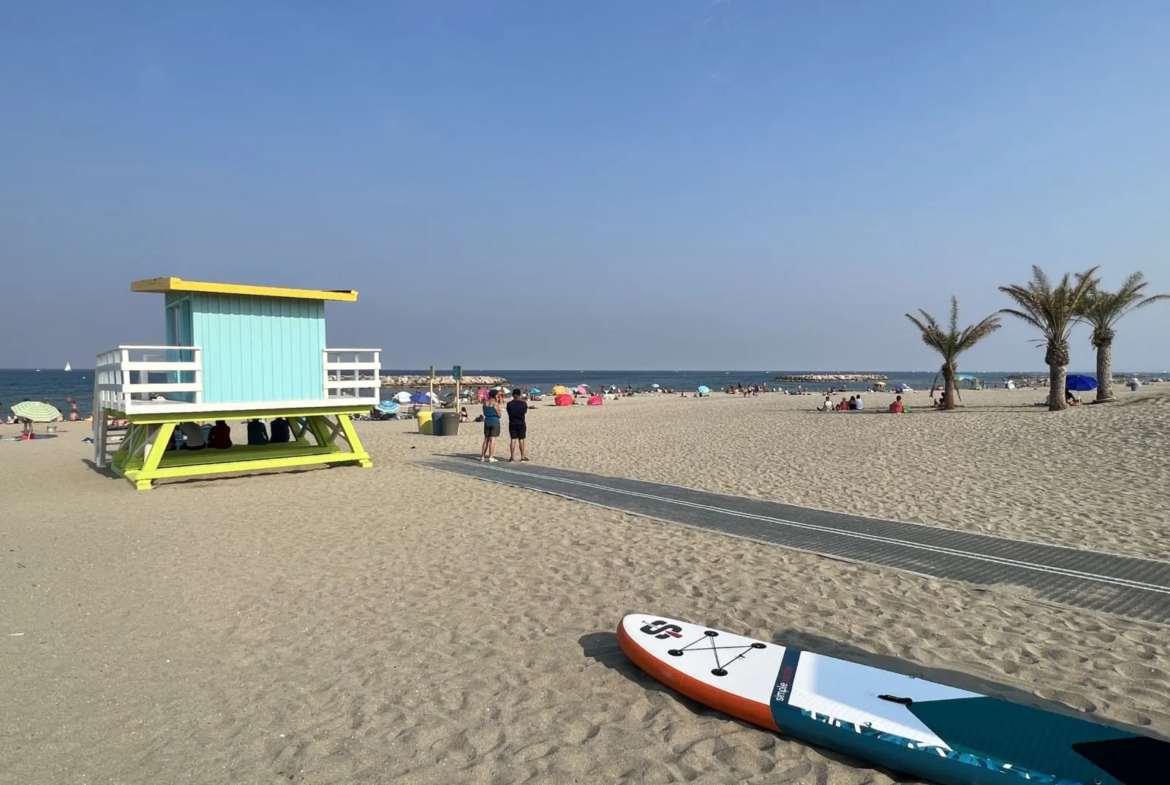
[1096,340,1114,402]
[1049,365,1067,411]
[943,365,958,410]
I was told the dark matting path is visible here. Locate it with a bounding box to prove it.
[423,458,1170,626]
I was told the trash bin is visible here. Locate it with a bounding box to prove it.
[432,410,443,436]
[417,410,434,435]
[439,411,460,436]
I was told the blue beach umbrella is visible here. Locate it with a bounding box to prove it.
[1065,375,1098,392]
[410,393,432,404]
[528,388,542,396]
[697,385,710,395]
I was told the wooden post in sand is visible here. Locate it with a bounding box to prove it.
[453,365,462,413]
[428,365,435,411]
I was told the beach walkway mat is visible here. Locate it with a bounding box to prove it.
[423,459,1170,626]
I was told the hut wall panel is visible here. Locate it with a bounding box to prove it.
[191,294,326,404]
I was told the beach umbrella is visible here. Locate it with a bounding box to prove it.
[697,385,710,395]
[586,395,603,406]
[12,401,60,422]
[651,383,660,389]
[896,383,909,392]
[409,393,432,405]
[375,401,400,415]
[554,393,573,406]
[576,384,588,395]
[551,385,569,396]
[528,388,542,396]
[393,391,413,404]
[1065,375,1098,392]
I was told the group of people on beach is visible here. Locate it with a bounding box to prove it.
[819,393,866,411]
[165,418,294,451]
[818,393,908,413]
[480,388,529,463]
[1,397,84,440]
[1,396,82,425]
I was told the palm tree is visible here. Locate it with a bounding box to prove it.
[905,297,1001,410]
[998,266,1099,411]
[1079,272,1169,402]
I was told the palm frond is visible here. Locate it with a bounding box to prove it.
[907,298,998,366]
[997,304,1045,333]
[955,313,1002,353]
[1134,293,1170,311]
[1078,271,1168,332]
[1000,266,1099,343]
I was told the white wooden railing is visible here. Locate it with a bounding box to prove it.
[94,345,203,414]
[324,348,381,402]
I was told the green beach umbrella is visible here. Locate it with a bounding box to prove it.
[12,401,61,422]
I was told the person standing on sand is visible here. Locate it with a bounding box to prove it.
[506,388,529,462]
[480,390,502,462]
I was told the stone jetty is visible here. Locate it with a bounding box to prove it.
[772,373,889,383]
[380,374,511,388]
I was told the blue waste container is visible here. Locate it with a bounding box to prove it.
[432,410,443,436]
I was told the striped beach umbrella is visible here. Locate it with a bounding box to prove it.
[13,401,61,422]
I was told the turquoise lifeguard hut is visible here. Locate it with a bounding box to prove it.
[93,277,381,490]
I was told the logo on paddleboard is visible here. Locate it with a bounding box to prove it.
[774,665,794,702]
[640,620,684,639]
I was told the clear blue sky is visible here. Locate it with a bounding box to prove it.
[3,1,1168,371]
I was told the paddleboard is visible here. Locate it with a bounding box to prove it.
[618,614,1167,785]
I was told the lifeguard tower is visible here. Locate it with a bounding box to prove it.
[93,277,381,490]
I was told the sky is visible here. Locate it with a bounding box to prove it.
[2,1,1168,372]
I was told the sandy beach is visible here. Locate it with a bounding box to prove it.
[3,387,1169,784]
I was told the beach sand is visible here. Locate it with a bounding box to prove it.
[3,387,1169,784]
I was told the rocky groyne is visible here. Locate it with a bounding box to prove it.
[380,374,511,388]
[772,373,889,383]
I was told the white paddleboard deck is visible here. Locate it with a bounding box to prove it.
[618,614,1165,785]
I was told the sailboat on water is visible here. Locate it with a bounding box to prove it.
[64,362,71,372]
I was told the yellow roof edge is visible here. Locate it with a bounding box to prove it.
[130,277,359,302]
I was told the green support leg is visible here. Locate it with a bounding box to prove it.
[336,414,372,468]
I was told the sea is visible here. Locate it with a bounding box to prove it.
[10,367,1150,420]
[6,365,1160,421]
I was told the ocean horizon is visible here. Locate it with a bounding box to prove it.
[4,367,1162,420]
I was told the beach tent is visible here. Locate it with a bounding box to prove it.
[554,393,573,406]
[586,394,603,406]
[393,391,413,404]
[956,374,983,390]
